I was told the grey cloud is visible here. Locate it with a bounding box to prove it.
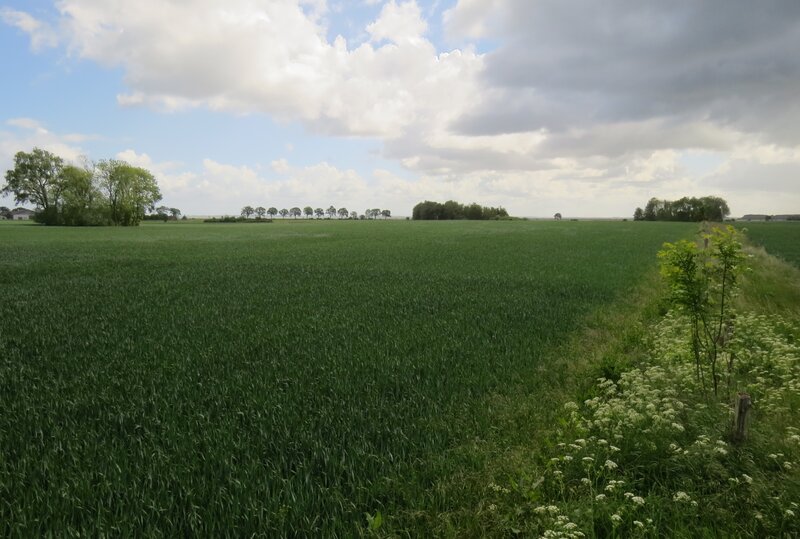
[453,0,800,147]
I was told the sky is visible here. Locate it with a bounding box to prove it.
[1,0,799,218]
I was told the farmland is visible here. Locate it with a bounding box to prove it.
[0,220,694,535]
[736,221,800,267]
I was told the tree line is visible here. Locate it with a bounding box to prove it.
[240,205,391,220]
[633,196,730,222]
[412,200,509,220]
[2,148,164,226]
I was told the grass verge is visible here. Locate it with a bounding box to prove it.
[454,230,800,538]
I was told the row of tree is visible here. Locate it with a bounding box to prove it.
[241,205,391,220]
[633,196,730,222]
[2,148,163,226]
[412,200,509,220]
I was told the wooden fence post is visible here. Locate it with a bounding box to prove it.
[732,393,751,443]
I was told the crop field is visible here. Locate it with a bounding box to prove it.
[738,222,800,267]
[0,220,693,536]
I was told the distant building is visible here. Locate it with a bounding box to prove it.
[772,214,800,221]
[11,208,35,220]
[739,214,769,221]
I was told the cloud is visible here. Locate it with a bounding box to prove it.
[0,8,58,50]
[367,1,427,44]
[446,1,800,144]
[10,0,479,141]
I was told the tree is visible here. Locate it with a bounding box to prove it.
[326,205,336,219]
[279,208,289,218]
[633,207,644,221]
[290,207,301,219]
[0,206,10,220]
[314,207,324,219]
[169,208,181,220]
[304,206,314,218]
[268,207,278,218]
[412,200,508,220]
[2,148,65,224]
[241,205,255,219]
[350,210,358,220]
[255,206,266,219]
[95,160,161,226]
[60,164,101,226]
[658,226,746,395]
[381,209,391,219]
[554,212,562,221]
[156,205,171,221]
[338,207,349,219]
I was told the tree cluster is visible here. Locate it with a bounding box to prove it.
[411,200,509,220]
[2,148,163,226]
[240,205,390,220]
[634,196,730,222]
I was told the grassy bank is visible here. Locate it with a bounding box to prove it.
[481,227,800,538]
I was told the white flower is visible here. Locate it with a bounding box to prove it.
[632,496,645,506]
[633,520,644,528]
[742,474,753,484]
[604,460,618,471]
[595,494,606,501]
[673,491,692,502]
[786,509,795,517]
[611,514,622,524]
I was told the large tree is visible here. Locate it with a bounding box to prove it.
[96,160,162,226]
[2,148,65,224]
[304,206,313,218]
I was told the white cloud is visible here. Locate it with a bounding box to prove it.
[366,1,427,44]
[0,8,58,50]
[443,0,506,40]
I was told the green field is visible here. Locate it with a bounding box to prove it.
[0,220,694,536]
[737,222,800,268]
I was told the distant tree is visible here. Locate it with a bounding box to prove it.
[368,208,381,220]
[359,214,366,220]
[637,196,729,222]
[337,207,348,219]
[350,210,358,220]
[633,207,644,221]
[241,205,255,219]
[326,205,336,219]
[2,147,65,224]
[0,206,10,219]
[290,207,301,219]
[304,206,314,218]
[381,209,391,219]
[155,205,170,222]
[314,207,324,219]
[412,200,508,220]
[268,207,278,218]
[169,207,181,220]
[255,206,266,219]
[279,208,289,218]
[95,159,161,226]
[554,212,562,221]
